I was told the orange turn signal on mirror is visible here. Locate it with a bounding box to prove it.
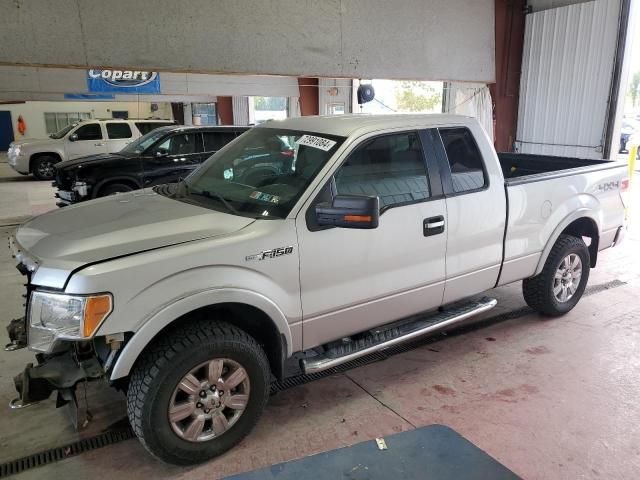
[344,215,372,222]
[83,294,113,337]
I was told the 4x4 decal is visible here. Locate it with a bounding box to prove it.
[245,246,294,262]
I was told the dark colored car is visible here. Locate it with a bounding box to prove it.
[54,125,250,206]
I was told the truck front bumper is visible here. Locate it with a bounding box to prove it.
[7,152,29,175]
[11,351,103,409]
[8,316,105,427]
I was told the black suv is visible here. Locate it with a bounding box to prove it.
[54,125,249,206]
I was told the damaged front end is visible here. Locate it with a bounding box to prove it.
[6,236,119,429]
[11,345,105,427]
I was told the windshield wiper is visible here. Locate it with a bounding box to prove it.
[187,185,239,215]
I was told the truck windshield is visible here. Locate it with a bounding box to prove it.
[173,127,345,219]
[120,128,170,155]
[49,123,78,139]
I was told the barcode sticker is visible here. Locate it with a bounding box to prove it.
[296,135,337,152]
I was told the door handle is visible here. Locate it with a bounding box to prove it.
[423,215,445,237]
[94,142,105,146]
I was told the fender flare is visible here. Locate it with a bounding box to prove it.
[533,208,600,276]
[109,287,293,380]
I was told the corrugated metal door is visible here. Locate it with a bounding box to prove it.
[515,0,621,158]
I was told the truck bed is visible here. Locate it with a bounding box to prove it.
[497,151,627,287]
[497,153,617,185]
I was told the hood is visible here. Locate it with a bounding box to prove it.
[56,153,129,170]
[15,191,254,277]
[12,137,62,148]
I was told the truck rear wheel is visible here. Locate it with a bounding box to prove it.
[522,234,590,316]
[126,320,270,465]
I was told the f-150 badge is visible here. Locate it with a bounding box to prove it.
[246,246,294,261]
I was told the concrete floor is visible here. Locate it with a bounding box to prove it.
[0,162,639,479]
[0,154,57,225]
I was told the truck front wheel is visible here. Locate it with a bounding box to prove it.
[523,234,590,316]
[32,155,59,180]
[126,321,270,465]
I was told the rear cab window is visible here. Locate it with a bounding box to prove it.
[439,127,487,193]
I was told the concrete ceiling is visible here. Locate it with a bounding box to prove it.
[0,0,495,83]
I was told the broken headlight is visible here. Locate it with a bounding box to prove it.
[28,291,113,352]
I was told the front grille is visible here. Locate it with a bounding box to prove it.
[54,170,74,191]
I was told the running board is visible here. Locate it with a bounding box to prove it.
[301,297,497,374]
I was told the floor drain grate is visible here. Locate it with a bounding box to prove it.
[0,428,135,478]
[1,278,627,476]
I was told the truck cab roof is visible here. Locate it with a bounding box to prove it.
[257,113,477,138]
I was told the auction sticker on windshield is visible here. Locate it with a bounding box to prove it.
[296,135,337,151]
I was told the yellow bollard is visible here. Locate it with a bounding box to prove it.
[629,145,637,185]
[625,144,637,219]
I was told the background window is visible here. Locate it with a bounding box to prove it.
[152,133,202,155]
[203,132,237,152]
[106,122,132,139]
[335,132,430,209]
[44,112,91,134]
[253,97,288,123]
[192,103,217,125]
[74,123,102,141]
[440,128,487,193]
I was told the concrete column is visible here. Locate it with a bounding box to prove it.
[217,97,234,125]
[183,103,193,126]
[232,97,250,125]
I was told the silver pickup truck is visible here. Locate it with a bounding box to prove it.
[6,114,628,465]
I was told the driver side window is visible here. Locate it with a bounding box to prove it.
[151,133,201,156]
[334,132,430,209]
[74,123,102,141]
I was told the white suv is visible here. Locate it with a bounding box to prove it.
[7,118,175,180]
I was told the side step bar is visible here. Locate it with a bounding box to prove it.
[301,297,497,374]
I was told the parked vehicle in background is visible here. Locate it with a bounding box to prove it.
[7,115,627,465]
[53,125,250,206]
[7,119,175,180]
[619,118,639,153]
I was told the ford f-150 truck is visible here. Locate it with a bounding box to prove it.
[5,115,628,465]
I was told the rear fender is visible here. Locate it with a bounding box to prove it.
[533,207,601,276]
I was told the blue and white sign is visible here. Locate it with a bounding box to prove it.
[87,69,161,94]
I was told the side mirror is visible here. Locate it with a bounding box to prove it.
[155,148,169,157]
[69,133,78,142]
[316,195,379,229]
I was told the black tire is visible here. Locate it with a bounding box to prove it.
[127,320,270,465]
[99,183,134,197]
[32,155,59,180]
[522,234,590,316]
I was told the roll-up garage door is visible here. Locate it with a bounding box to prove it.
[515,0,621,159]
